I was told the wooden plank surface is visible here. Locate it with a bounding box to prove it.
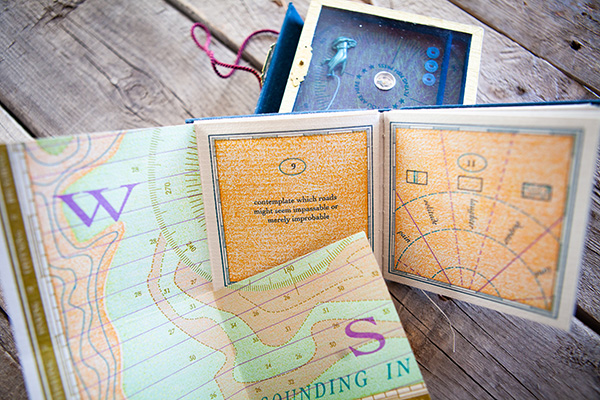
[181,0,596,103]
[0,0,599,399]
[0,0,259,398]
[369,0,596,102]
[0,0,259,139]
[390,282,600,400]
[0,108,33,145]
[165,0,284,69]
[174,1,600,398]
[446,0,600,95]
[0,310,27,400]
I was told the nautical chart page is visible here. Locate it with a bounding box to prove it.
[383,107,599,328]
[0,123,428,399]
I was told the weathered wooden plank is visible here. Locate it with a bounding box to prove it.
[179,0,596,103]
[0,0,261,397]
[165,0,286,69]
[0,0,259,139]
[389,282,600,400]
[0,0,598,398]
[0,347,27,400]
[0,307,26,400]
[0,107,33,144]
[370,0,596,102]
[446,0,600,95]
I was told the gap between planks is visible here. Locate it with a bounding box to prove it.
[445,0,600,96]
[0,0,597,329]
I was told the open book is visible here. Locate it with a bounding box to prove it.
[196,103,600,329]
[0,124,429,399]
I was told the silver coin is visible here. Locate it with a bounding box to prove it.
[374,71,396,91]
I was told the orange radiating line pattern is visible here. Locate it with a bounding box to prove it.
[393,127,574,311]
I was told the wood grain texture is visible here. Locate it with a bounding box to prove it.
[0,0,258,139]
[578,159,600,326]
[446,0,600,95]
[0,285,6,319]
[0,0,599,398]
[165,0,285,69]
[389,282,600,400]
[0,309,26,400]
[0,108,33,144]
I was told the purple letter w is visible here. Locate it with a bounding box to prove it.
[55,183,139,227]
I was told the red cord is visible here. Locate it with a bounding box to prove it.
[191,22,278,88]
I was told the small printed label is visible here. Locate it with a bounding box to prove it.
[279,158,307,176]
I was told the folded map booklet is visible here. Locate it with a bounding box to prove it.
[196,103,600,331]
[0,103,598,399]
[0,124,429,399]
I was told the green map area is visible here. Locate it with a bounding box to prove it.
[3,125,428,399]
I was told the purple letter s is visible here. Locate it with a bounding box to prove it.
[345,317,385,357]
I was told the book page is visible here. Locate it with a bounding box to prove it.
[0,124,428,399]
[383,107,599,329]
[196,111,382,288]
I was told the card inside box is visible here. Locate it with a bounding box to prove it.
[278,0,483,113]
